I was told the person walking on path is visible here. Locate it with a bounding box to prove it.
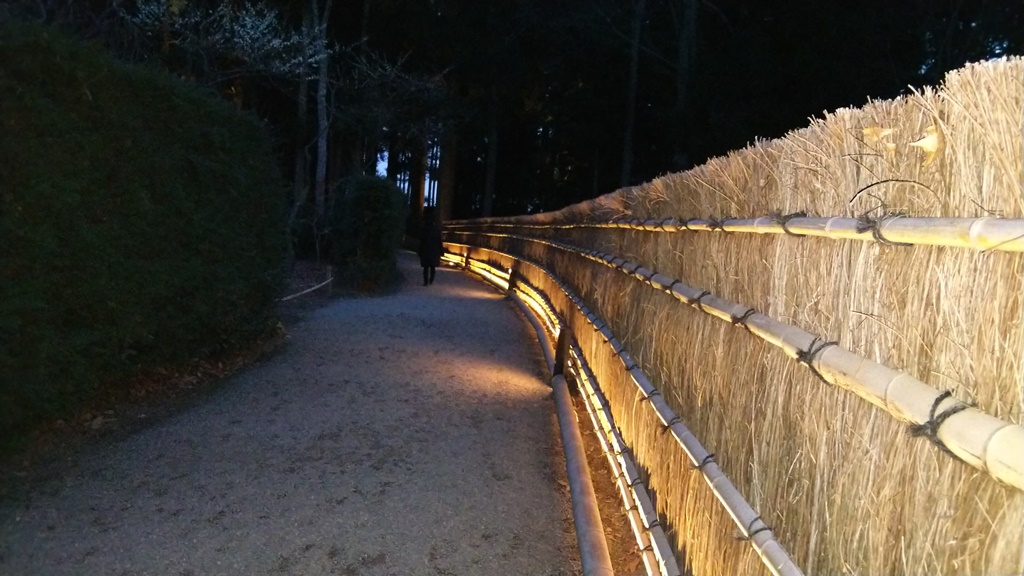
[418,207,444,286]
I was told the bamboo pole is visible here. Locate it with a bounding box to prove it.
[448,233,1024,492]
[508,287,613,576]
[555,278,804,576]
[465,258,510,292]
[509,291,555,373]
[517,277,680,576]
[444,216,1024,252]
[551,373,615,576]
[570,346,681,576]
[454,245,804,576]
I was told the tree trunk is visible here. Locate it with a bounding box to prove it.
[670,0,697,170]
[360,0,371,48]
[386,134,402,184]
[620,0,645,188]
[437,130,457,222]
[483,89,498,216]
[312,0,333,223]
[287,74,310,232]
[350,137,365,173]
[408,137,427,220]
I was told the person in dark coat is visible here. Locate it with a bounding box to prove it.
[418,208,444,286]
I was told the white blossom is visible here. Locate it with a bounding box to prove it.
[124,0,330,80]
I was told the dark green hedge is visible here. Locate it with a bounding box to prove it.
[330,176,406,293]
[0,25,287,436]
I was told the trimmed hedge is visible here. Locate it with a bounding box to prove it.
[0,25,287,436]
[330,176,406,293]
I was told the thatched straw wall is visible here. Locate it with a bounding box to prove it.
[445,57,1024,576]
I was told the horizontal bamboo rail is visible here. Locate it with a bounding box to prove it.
[446,216,1024,252]
[448,243,803,576]
[507,287,614,576]
[510,269,680,576]
[569,345,680,576]
[447,232,1024,492]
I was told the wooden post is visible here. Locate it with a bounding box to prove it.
[553,326,571,377]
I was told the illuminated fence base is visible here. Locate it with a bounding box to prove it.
[446,246,797,576]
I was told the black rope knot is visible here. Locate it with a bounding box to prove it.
[736,516,772,541]
[855,211,912,246]
[692,290,712,312]
[907,390,970,458]
[706,216,730,232]
[692,453,716,471]
[796,338,838,383]
[731,308,758,331]
[684,218,702,230]
[769,210,808,237]
[660,416,682,433]
[639,390,662,403]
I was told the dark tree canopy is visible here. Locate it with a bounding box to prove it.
[21,0,1023,220]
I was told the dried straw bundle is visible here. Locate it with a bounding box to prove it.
[444,58,1024,575]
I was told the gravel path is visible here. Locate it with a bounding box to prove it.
[0,253,579,575]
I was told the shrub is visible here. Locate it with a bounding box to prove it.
[330,176,407,293]
[0,24,287,436]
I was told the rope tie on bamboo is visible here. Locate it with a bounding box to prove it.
[684,218,702,231]
[736,517,772,541]
[691,453,716,471]
[706,216,729,232]
[769,210,808,236]
[730,308,757,332]
[639,390,662,403]
[659,416,682,433]
[908,390,970,458]
[855,212,912,246]
[796,338,838,383]
[691,291,712,312]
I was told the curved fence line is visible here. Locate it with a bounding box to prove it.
[509,271,680,576]
[569,344,679,576]
[446,242,803,576]
[278,276,333,301]
[446,216,1024,252]
[446,231,1024,492]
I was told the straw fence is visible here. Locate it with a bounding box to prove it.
[445,57,1024,576]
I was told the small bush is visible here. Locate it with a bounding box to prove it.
[0,24,287,436]
[330,176,407,293]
